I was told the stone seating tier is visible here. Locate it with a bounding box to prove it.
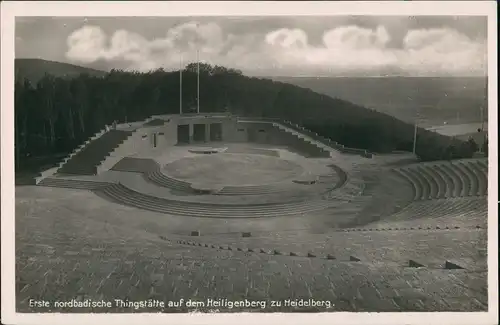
[392,160,488,201]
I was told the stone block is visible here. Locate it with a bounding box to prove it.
[408,260,425,268]
[445,261,464,270]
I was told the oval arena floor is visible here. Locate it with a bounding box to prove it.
[16,142,489,313]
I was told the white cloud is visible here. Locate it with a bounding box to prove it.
[265,28,308,49]
[65,22,487,76]
[399,28,487,75]
[66,26,108,63]
[322,25,390,50]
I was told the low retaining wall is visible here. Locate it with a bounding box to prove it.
[237,121,329,158]
[274,119,372,158]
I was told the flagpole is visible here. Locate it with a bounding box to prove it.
[15,71,19,170]
[179,55,183,115]
[479,106,484,153]
[480,106,484,131]
[197,49,200,114]
[412,109,418,155]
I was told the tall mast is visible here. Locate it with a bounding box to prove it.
[179,55,183,115]
[197,49,200,114]
[412,108,418,155]
[480,106,484,131]
[480,105,485,153]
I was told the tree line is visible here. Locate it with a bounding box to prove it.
[14,62,479,169]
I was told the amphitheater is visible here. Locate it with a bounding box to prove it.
[16,113,489,313]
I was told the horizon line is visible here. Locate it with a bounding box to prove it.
[15,57,488,79]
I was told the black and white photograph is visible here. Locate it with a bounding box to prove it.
[1,2,498,325]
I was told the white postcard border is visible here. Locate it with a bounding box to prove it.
[1,2,498,325]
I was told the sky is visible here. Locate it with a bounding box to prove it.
[15,16,488,77]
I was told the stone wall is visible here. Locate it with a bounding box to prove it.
[236,121,329,157]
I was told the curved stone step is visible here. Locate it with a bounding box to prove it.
[426,165,447,199]
[417,166,439,199]
[97,184,333,217]
[433,164,455,198]
[404,168,427,200]
[146,170,193,192]
[441,164,463,197]
[458,162,479,196]
[392,168,420,201]
[217,184,287,195]
[469,162,488,196]
[450,163,472,197]
[476,159,488,170]
[389,197,485,220]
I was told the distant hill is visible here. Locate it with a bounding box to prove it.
[271,76,488,128]
[15,58,107,83]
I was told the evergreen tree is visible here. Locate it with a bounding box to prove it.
[14,64,473,168]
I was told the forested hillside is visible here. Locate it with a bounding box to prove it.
[14,62,479,170]
[15,58,106,83]
[272,76,488,127]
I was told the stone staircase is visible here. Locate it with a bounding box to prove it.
[275,121,372,158]
[37,177,112,190]
[35,127,109,183]
[57,130,134,175]
[273,123,334,157]
[96,130,144,174]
